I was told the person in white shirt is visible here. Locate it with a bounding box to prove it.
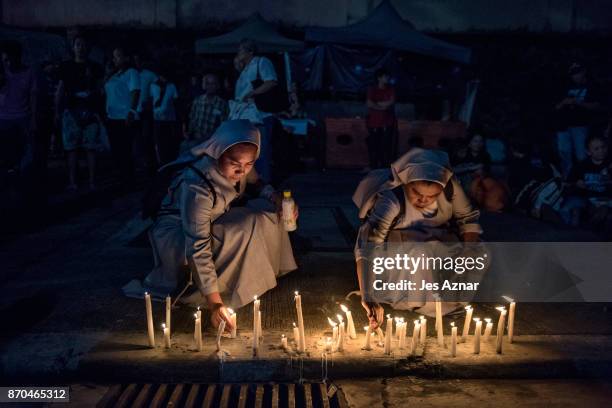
[234,38,279,183]
[104,47,140,187]
[150,70,180,165]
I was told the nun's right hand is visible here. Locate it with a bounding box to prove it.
[361,301,384,329]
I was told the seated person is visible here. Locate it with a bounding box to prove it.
[124,120,298,330]
[560,134,612,226]
[353,148,483,328]
[452,133,508,212]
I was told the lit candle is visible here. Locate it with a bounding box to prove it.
[327,317,338,348]
[292,322,300,346]
[294,291,306,352]
[253,296,260,355]
[495,306,507,354]
[363,326,372,350]
[435,297,444,347]
[483,318,493,342]
[473,317,482,354]
[144,292,155,347]
[216,320,226,351]
[165,295,171,335]
[384,314,393,355]
[162,323,170,349]
[419,316,427,345]
[336,314,345,352]
[281,334,288,350]
[394,317,402,341]
[194,313,202,352]
[461,305,473,343]
[450,322,457,357]
[503,296,516,344]
[227,308,237,339]
[340,304,357,339]
[398,319,406,349]
[325,336,333,353]
[411,320,421,356]
[257,311,262,341]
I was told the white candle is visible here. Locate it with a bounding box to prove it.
[450,322,457,357]
[399,319,407,349]
[461,305,473,343]
[507,299,516,344]
[411,320,421,356]
[336,314,345,352]
[162,323,170,349]
[253,296,260,355]
[363,326,372,350]
[341,304,357,339]
[384,314,393,355]
[496,306,507,354]
[435,297,444,347]
[483,318,493,342]
[194,313,202,352]
[281,334,288,350]
[227,308,237,339]
[294,291,306,352]
[216,320,226,351]
[327,317,338,349]
[473,318,482,354]
[257,311,262,341]
[292,322,300,346]
[165,295,171,335]
[325,336,333,353]
[419,316,427,345]
[144,292,155,347]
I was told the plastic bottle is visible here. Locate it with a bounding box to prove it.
[282,190,297,231]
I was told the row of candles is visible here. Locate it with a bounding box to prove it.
[144,291,516,357]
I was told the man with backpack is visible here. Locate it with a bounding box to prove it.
[353,148,483,328]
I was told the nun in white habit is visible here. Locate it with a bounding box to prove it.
[123,119,297,329]
[353,148,484,327]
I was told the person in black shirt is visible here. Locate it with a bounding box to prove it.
[54,35,103,191]
[554,63,604,178]
[560,135,611,225]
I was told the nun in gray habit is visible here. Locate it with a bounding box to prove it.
[353,148,485,323]
[123,120,297,315]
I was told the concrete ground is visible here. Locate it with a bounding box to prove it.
[1,169,611,404]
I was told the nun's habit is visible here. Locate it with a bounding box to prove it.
[353,148,484,315]
[123,120,297,309]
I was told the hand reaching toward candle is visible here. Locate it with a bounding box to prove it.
[361,301,384,329]
[210,303,235,333]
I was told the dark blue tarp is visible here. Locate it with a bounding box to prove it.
[305,0,470,64]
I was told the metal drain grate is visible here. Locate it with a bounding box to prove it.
[96,382,348,408]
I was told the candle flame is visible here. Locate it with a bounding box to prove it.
[340,304,349,313]
[465,305,472,310]
[420,316,426,321]
[162,323,166,329]
[194,313,198,319]
[364,326,370,331]
[496,306,506,312]
[414,319,419,324]
[336,314,344,323]
[144,291,149,296]
[386,314,391,319]
[327,317,337,327]
[197,306,200,311]
[451,322,455,327]
[253,295,257,301]
[281,334,286,338]
[485,318,492,323]
[294,291,299,296]
[227,308,235,315]
[473,317,481,322]
[502,295,515,303]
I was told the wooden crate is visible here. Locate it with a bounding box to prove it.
[324,118,369,169]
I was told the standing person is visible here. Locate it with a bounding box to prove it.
[104,47,140,188]
[366,68,396,170]
[234,38,279,183]
[150,69,180,165]
[55,35,103,191]
[133,53,158,174]
[186,73,228,146]
[554,62,604,178]
[0,41,37,194]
